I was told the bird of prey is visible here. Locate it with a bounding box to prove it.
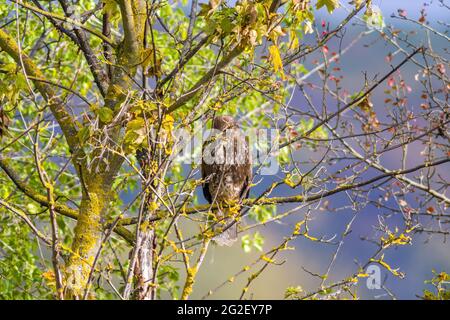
[0,106,10,140]
[201,115,252,246]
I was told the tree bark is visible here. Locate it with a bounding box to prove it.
[64,177,111,299]
[134,226,156,300]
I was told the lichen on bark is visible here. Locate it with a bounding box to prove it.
[64,177,111,298]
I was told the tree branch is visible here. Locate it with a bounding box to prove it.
[283,4,366,65]
[280,46,424,149]
[0,157,135,244]
[167,0,284,113]
[0,199,52,245]
[116,157,449,228]
[11,0,116,47]
[168,45,243,113]
[0,28,80,154]
[157,34,210,90]
[58,0,109,96]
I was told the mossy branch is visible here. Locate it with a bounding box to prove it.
[116,157,450,228]
[0,157,134,244]
[181,239,210,300]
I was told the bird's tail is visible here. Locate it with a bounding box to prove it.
[213,207,238,246]
[213,220,238,246]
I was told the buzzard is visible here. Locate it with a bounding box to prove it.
[201,115,252,246]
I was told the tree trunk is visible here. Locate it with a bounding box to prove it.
[132,156,167,300]
[65,178,111,299]
[134,226,156,300]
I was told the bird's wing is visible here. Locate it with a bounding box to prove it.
[240,134,252,200]
[201,137,215,203]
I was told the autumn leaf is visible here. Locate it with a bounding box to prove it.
[316,0,339,13]
[41,270,56,289]
[268,25,286,44]
[268,45,285,80]
[303,20,314,34]
[261,255,276,264]
[388,77,395,87]
[209,0,222,11]
[350,0,364,8]
[141,48,162,77]
[370,254,405,278]
[141,48,154,70]
[359,96,373,112]
[148,202,159,211]
[162,114,174,132]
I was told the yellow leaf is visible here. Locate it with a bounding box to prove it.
[42,270,56,289]
[303,20,314,34]
[140,220,150,232]
[288,30,299,50]
[162,114,174,132]
[269,25,286,44]
[352,0,364,8]
[141,48,154,70]
[358,95,373,113]
[268,45,285,80]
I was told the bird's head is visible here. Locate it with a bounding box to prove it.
[213,115,237,131]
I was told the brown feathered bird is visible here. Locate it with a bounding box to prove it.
[201,115,252,246]
[0,106,10,140]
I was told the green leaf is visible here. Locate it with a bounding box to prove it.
[15,73,28,91]
[285,286,303,299]
[98,107,114,123]
[77,127,90,143]
[253,232,264,252]
[241,232,264,252]
[249,205,275,223]
[220,17,233,34]
[241,234,252,253]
